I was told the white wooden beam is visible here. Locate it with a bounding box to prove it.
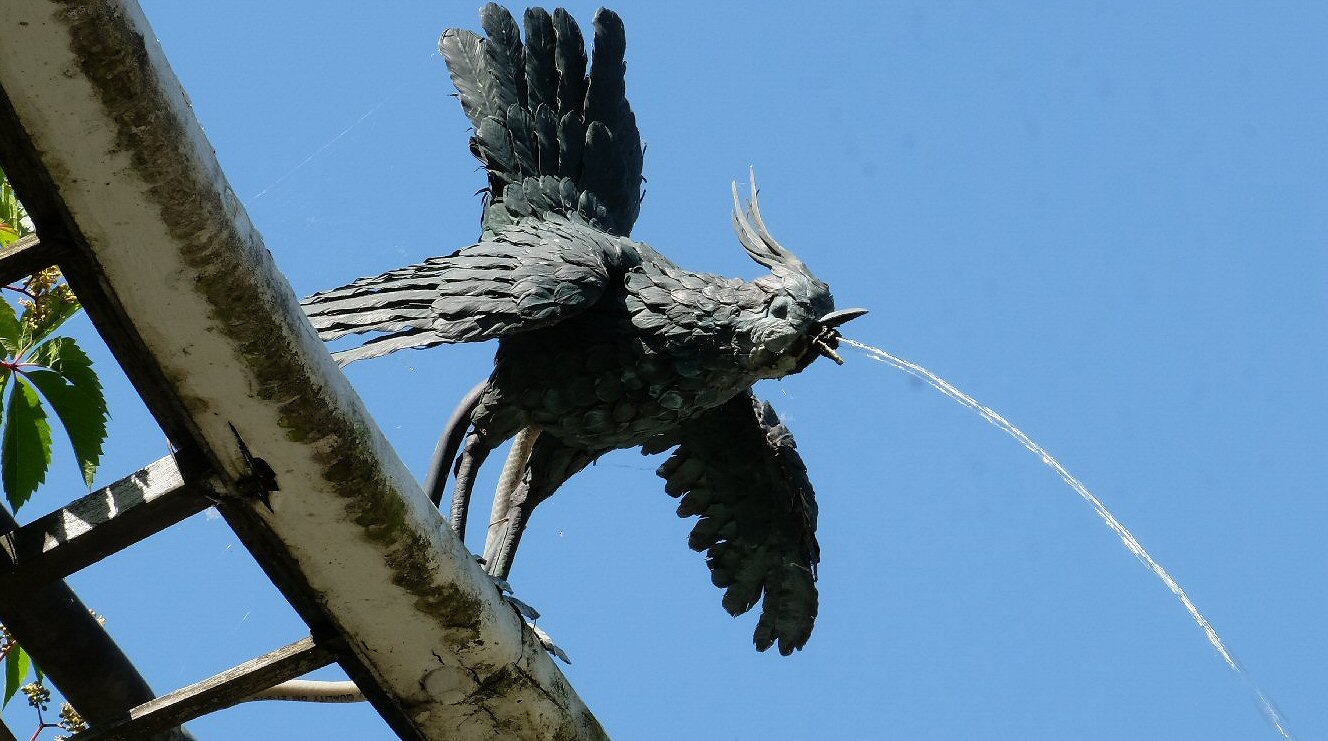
[0,2,604,739]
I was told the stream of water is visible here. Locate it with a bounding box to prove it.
[842,337,1293,739]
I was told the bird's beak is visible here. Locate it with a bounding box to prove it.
[812,308,868,365]
[818,308,870,328]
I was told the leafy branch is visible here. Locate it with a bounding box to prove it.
[0,165,108,512]
[2,124,106,741]
[0,276,105,512]
[2,625,87,739]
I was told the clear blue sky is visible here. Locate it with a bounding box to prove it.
[15,2,1326,739]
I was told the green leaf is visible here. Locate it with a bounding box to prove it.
[30,338,100,396]
[28,338,106,487]
[22,291,80,348]
[0,222,18,247]
[25,369,106,488]
[0,164,28,241]
[2,375,52,511]
[0,299,20,357]
[3,645,31,708]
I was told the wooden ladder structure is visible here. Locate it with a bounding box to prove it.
[0,2,605,739]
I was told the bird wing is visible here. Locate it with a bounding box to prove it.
[654,391,821,655]
[302,216,615,364]
[441,4,643,238]
[303,5,643,364]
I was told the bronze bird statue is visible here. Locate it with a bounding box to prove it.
[302,3,865,655]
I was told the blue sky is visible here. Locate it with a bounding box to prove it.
[11,2,1326,739]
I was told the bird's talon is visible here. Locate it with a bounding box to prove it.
[504,594,541,621]
[529,624,571,664]
[490,573,539,618]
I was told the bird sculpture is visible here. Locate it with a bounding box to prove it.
[303,3,865,655]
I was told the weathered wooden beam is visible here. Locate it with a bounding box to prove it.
[0,454,214,593]
[0,504,194,741]
[74,638,337,741]
[0,3,604,740]
[0,233,60,285]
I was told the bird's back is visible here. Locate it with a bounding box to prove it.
[474,237,770,450]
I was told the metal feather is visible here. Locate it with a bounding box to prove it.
[552,8,587,117]
[480,3,526,110]
[438,29,487,125]
[522,8,557,109]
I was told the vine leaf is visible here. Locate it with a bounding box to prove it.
[2,375,52,511]
[1,160,25,247]
[3,644,32,708]
[25,340,106,488]
[0,297,20,358]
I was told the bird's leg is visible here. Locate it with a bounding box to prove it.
[481,436,601,580]
[424,380,489,509]
[476,427,574,662]
[479,436,603,664]
[483,426,541,579]
[481,468,573,662]
[450,431,494,539]
[443,426,552,651]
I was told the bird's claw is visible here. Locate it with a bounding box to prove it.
[486,572,566,662]
[485,571,540,618]
[504,594,541,621]
[529,623,571,664]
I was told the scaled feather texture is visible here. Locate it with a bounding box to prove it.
[302,3,864,655]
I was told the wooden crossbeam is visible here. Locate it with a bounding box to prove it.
[0,233,60,285]
[74,638,337,741]
[0,454,214,593]
[0,503,194,740]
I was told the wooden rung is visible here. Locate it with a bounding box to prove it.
[73,637,338,741]
[0,454,215,592]
[0,233,62,285]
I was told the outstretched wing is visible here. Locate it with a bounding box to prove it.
[441,4,643,238]
[655,391,821,655]
[304,6,642,365]
[302,216,615,365]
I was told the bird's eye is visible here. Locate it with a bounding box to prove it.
[769,296,792,319]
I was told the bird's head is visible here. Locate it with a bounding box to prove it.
[732,173,868,378]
